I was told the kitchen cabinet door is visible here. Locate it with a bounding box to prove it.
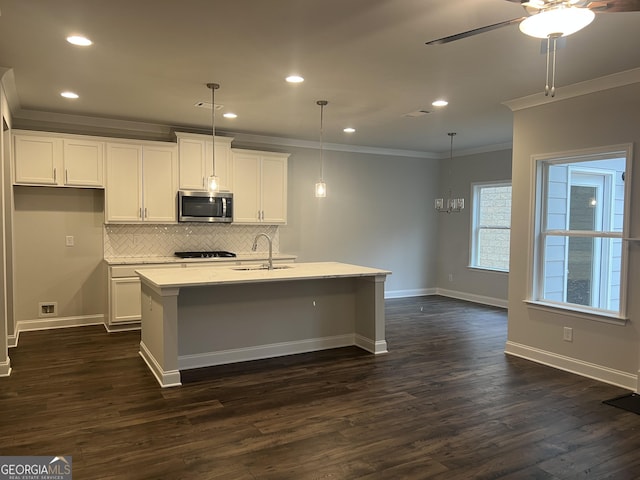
[110,277,142,324]
[261,154,287,224]
[142,145,177,222]
[231,151,261,223]
[177,132,232,191]
[106,143,143,222]
[13,134,62,185]
[63,138,104,187]
[14,132,105,187]
[207,138,233,191]
[231,149,288,224]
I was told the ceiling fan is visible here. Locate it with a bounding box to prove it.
[426,0,640,96]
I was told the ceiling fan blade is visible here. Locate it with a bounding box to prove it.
[426,17,525,45]
[586,0,640,12]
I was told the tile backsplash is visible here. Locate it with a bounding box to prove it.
[104,224,279,258]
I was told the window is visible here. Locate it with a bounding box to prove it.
[470,182,512,272]
[532,146,630,316]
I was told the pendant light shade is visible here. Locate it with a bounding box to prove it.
[519,6,595,38]
[207,82,220,193]
[315,100,328,198]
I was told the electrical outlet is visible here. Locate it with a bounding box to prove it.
[563,327,573,342]
[65,235,74,247]
[448,274,453,282]
[38,302,57,317]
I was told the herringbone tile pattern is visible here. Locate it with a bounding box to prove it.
[104,224,279,257]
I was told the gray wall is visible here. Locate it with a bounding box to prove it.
[13,187,106,324]
[435,148,513,305]
[275,145,441,296]
[507,82,640,388]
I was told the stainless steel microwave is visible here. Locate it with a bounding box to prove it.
[178,191,233,223]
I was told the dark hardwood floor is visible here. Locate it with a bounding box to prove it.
[2,296,639,479]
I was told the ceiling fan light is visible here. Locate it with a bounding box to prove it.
[519,6,595,38]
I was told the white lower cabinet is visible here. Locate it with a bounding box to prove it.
[108,264,181,328]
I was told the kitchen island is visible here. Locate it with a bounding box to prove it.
[137,262,391,387]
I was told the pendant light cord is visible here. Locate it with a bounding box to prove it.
[207,83,219,175]
[317,100,328,180]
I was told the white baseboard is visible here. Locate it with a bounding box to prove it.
[104,323,141,333]
[16,314,104,333]
[178,334,359,371]
[0,358,11,377]
[385,288,437,299]
[355,334,388,354]
[505,341,638,392]
[9,315,105,348]
[139,341,181,388]
[436,288,508,309]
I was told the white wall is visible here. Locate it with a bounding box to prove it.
[13,187,106,327]
[506,82,640,390]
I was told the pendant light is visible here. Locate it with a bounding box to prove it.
[206,82,220,192]
[435,132,465,214]
[315,100,328,198]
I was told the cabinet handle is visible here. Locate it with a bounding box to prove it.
[257,210,260,220]
[53,168,57,182]
[144,207,148,218]
[202,177,205,188]
[139,208,142,219]
[65,169,68,184]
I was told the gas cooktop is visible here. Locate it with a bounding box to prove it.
[174,251,236,259]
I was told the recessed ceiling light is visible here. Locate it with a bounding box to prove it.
[432,99,448,107]
[66,35,92,46]
[286,75,304,83]
[223,112,237,119]
[343,127,356,133]
[60,91,79,99]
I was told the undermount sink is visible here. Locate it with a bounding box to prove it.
[231,265,293,271]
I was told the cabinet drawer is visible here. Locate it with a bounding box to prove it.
[110,263,181,278]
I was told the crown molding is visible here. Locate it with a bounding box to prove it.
[503,67,640,112]
[10,106,511,160]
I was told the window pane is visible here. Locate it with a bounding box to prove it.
[471,183,511,271]
[479,186,511,227]
[478,228,510,270]
[537,152,627,315]
[542,235,621,312]
[545,158,626,233]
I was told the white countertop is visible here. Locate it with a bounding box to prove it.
[137,261,391,289]
[104,253,297,265]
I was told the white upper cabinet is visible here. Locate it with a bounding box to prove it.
[176,132,233,191]
[105,141,177,223]
[231,149,288,224]
[13,131,104,187]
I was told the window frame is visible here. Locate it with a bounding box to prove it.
[528,144,633,322]
[469,180,512,273]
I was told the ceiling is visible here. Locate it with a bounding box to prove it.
[0,0,639,155]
